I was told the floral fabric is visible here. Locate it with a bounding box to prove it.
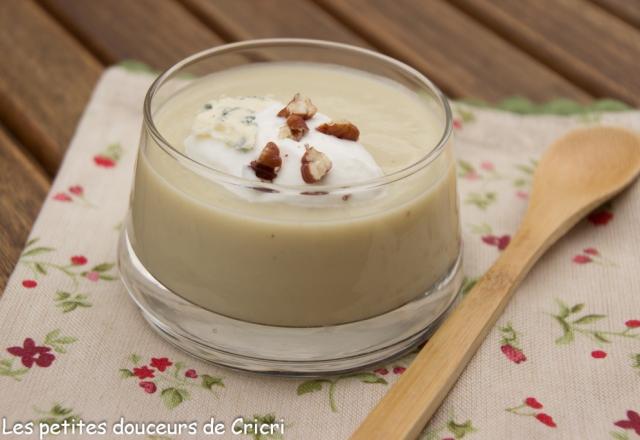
[0,66,639,439]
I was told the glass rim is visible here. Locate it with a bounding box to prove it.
[143,38,453,193]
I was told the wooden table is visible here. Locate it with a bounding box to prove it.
[1,0,639,290]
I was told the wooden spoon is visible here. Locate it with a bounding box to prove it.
[350,127,640,440]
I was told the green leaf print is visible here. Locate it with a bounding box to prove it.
[161,387,190,410]
[201,374,224,391]
[422,414,478,440]
[35,263,48,275]
[573,314,606,325]
[0,358,29,381]
[91,263,115,273]
[552,300,640,346]
[570,303,584,314]
[554,316,574,345]
[241,413,285,440]
[297,371,387,412]
[54,291,92,313]
[296,380,324,395]
[447,419,476,438]
[610,431,630,440]
[464,192,496,210]
[21,246,55,258]
[119,368,135,378]
[44,329,78,353]
[34,403,80,429]
[461,277,478,296]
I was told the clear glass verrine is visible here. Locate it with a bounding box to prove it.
[119,39,462,374]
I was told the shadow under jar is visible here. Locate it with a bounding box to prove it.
[119,39,462,375]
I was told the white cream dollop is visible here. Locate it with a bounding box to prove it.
[185,96,384,204]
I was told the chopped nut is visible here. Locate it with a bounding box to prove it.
[250,142,282,181]
[279,115,309,141]
[341,194,351,201]
[285,115,309,141]
[277,93,317,120]
[301,146,332,184]
[316,120,360,141]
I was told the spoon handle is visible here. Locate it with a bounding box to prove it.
[349,231,541,440]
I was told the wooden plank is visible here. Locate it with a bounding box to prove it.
[451,0,640,105]
[182,0,371,47]
[0,126,50,292]
[0,0,101,174]
[590,0,640,29]
[41,0,225,70]
[316,0,591,102]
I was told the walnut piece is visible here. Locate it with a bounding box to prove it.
[301,146,332,184]
[277,93,317,120]
[250,142,282,181]
[316,120,360,141]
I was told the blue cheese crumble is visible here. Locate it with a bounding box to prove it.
[192,96,271,151]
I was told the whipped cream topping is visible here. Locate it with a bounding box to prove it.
[184,96,384,204]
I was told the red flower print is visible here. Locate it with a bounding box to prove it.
[615,410,640,435]
[588,209,613,226]
[482,234,510,251]
[373,367,388,375]
[70,255,87,266]
[86,271,100,282]
[53,193,72,202]
[501,344,527,364]
[480,161,494,171]
[93,143,122,168]
[121,354,225,410]
[94,155,116,168]
[482,235,497,246]
[497,235,511,250]
[68,185,83,195]
[132,366,155,379]
[573,255,592,264]
[466,171,480,180]
[572,248,615,266]
[499,323,527,364]
[516,190,529,200]
[507,398,556,428]
[591,350,607,359]
[7,338,55,368]
[150,357,172,372]
[525,397,543,409]
[139,381,157,394]
[22,279,37,288]
[393,366,406,375]
[453,119,462,130]
[625,320,640,328]
[535,413,556,427]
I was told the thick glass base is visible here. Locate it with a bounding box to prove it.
[118,226,463,376]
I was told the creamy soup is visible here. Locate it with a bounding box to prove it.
[129,62,460,327]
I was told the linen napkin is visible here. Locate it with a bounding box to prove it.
[0,65,639,440]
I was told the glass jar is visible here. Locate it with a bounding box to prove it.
[118,39,462,375]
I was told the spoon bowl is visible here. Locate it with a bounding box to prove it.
[532,127,640,211]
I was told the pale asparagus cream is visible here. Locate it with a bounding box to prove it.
[130,62,460,327]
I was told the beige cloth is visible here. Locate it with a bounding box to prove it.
[0,66,639,440]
